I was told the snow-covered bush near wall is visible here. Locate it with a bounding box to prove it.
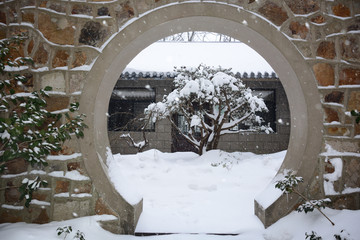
[144,64,272,155]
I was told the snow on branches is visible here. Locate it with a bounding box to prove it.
[144,64,272,155]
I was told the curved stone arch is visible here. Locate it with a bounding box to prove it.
[80,2,323,232]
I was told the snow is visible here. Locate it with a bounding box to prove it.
[1,149,360,239]
[323,158,343,195]
[125,42,274,73]
[46,153,82,161]
[110,149,282,233]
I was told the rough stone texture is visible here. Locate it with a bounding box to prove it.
[325,139,360,153]
[327,127,349,136]
[52,50,69,68]
[258,1,288,26]
[317,41,335,59]
[67,162,86,175]
[0,11,6,24]
[55,180,70,194]
[5,182,21,203]
[72,4,93,15]
[38,13,75,45]
[95,198,116,216]
[116,1,135,25]
[323,107,339,123]
[40,72,66,92]
[72,52,87,68]
[34,44,49,66]
[341,37,360,62]
[73,182,92,194]
[98,7,110,16]
[325,161,335,174]
[4,158,28,174]
[32,208,50,224]
[313,63,335,86]
[285,0,319,15]
[348,20,360,32]
[27,39,34,55]
[45,96,70,112]
[79,21,108,47]
[347,91,360,111]
[339,68,360,85]
[324,91,344,104]
[0,211,23,223]
[289,21,308,39]
[22,12,35,24]
[330,194,359,210]
[332,3,351,17]
[311,15,325,24]
[343,158,360,189]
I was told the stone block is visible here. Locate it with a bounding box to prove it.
[324,91,344,104]
[52,49,69,68]
[311,15,325,24]
[4,158,28,174]
[0,210,23,223]
[31,208,50,224]
[53,201,78,220]
[289,21,308,39]
[340,69,360,85]
[72,4,93,15]
[22,11,35,24]
[55,180,69,194]
[98,7,110,16]
[116,2,135,25]
[45,95,70,112]
[41,72,66,92]
[95,198,116,216]
[285,0,319,15]
[332,3,351,17]
[73,182,92,194]
[330,193,359,210]
[343,157,360,189]
[341,37,360,62]
[324,161,335,174]
[313,63,334,86]
[317,41,335,59]
[38,13,75,45]
[258,1,288,26]
[325,139,360,153]
[347,91,360,111]
[34,44,49,66]
[79,21,108,47]
[5,181,21,203]
[71,51,87,68]
[0,11,6,24]
[324,107,339,123]
[326,126,349,136]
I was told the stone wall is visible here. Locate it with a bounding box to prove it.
[0,0,359,234]
[109,72,290,155]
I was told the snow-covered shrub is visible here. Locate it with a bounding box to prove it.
[144,64,272,155]
[0,34,87,206]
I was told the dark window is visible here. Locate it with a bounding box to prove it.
[236,89,276,132]
[108,88,155,131]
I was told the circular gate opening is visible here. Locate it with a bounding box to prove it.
[79,2,322,232]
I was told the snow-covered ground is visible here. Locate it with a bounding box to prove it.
[1,150,360,240]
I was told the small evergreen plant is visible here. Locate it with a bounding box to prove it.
[0,34,87,206]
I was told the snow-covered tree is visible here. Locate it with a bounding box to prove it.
[0,34,87,206]
[144,64,272,155]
